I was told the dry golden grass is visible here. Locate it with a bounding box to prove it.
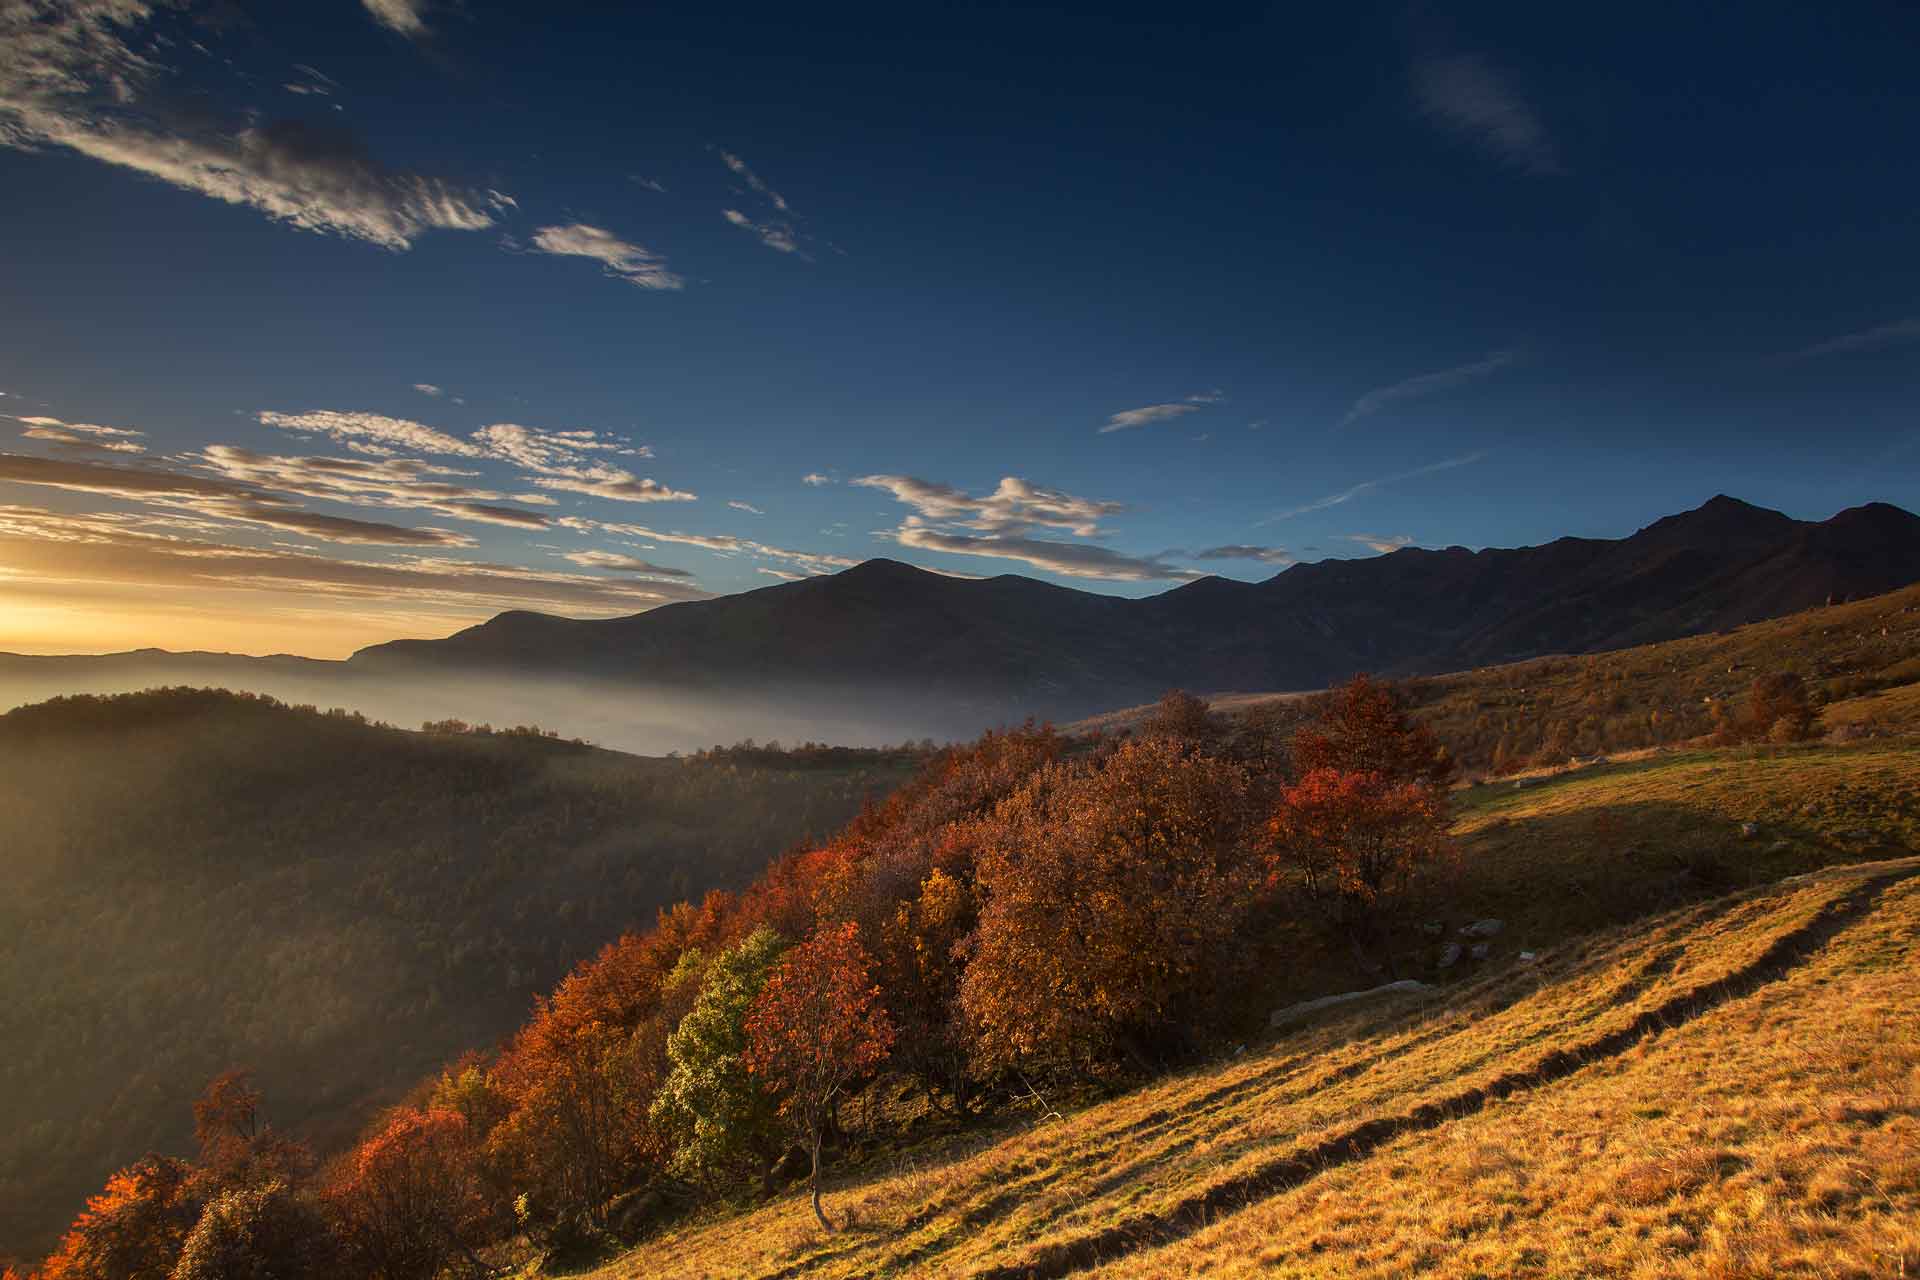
[587,742,1920,1280]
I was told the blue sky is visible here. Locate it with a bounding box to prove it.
[2,0,1917,655]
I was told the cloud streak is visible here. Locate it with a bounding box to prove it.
[1340,350,1514,427]
[526,224,684,291]
[852,474,1124,537]
[886,522,1203,582]
[1100,402,1200,434]
[1412,52,1560,175]
[362,0,428,38]
[0,4,497,249]
[1781,317,1920,363]
[1261,452,1483,523]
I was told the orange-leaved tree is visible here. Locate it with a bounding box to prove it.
[959,737,1258,1078]
[1292,674,1453,787]
[325,1108,498,1280]
[742,922,894,1233]
[1263,767,1451,977]
[38,1156,202,1280]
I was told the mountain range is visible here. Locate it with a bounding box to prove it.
[349,496,1920,717]
[7,495,1920,739]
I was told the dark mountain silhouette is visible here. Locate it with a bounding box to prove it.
[345,496,1920,721]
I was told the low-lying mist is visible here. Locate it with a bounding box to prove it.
[0,654,1003,754]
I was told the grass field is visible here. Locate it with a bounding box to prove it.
[581,740,1920,1279]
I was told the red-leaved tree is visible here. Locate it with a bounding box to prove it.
[325,1109,498,1280]
[1263,767,1451,977]
[742,923,895,1232]
[1293,674,1454,787]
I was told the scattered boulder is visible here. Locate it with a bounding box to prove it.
[1768,838,1793,854]
[1437,942,1464,969]
[1460,919,1504,938]
[1518,951,1538,964]
[1469,942,1491,961]
[1269,979,1430,1029]
[1739,822,1760,840]
[1421,920,1444,937]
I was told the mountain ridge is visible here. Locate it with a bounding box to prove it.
[344,495,1920,720]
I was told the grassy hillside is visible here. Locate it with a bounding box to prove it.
[1070,580,1920,774]
[0,689,917,1259]
[588,741,1920,1279]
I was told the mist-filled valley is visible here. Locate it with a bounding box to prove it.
[0,656,985,757]
[0,688,922,1258]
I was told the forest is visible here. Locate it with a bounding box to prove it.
[0,690,915,1262]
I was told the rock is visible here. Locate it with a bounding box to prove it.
[1767,838,1792,853]
[1460,919,1504,938]
[1518,951,1538,964]
[1739,822,1760,840]
[1269,979,1430,1029]
[1437,942,1463,969]
[1421,920,1444,937]
[1469,942,1491,961]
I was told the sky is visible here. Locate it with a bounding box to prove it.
[2,0,1918,657]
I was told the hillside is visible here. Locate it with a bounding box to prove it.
[592,744,1920,1279]
[1073,579,1920,773]
[345,496,1920,723]
[0,690,917,1260]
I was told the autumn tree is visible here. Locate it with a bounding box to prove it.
[743,923,895,1232]
[326,1109,497,1280]
[960,737,1258,1077]
[190,1071,309,1192]
[1139,690,1225,748]
[1263,768,1452,976]
[170,1181,339,1280]
[37,1157,201,1280]
[1293,675,1453,787]
[648,928,788,1193]
[1745,671,1820,743]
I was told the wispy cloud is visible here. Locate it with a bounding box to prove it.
[728,500,764,515]
[530,470,696,504]
[886,523,1203,582]
[722,208,801,255]
[1781,317,1920,363]
[1261,452,1483,523]
[362,0,429,38]
[412,383,444,397]
[853,474,1124,537]
[1341,350,1514,427]
[12,415,145,454]
[197,445,551,529]
[0,505,712,616]
[525,224,684,291]
[1412,52,1560,175]
[1345,533,1417,554]
[259,409,483,457]
[557,516,856,574]
[0,452,475,546]
[802,472,832,486]
[1098,399,1216,434]
[719,150,791,213]
[0,4,496,249]
[559,549,693,577]
[1193,543,1293,565]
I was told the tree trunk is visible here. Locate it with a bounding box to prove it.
[809,1132,833,1233]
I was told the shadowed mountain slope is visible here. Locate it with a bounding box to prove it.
[351,497,1920,722]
